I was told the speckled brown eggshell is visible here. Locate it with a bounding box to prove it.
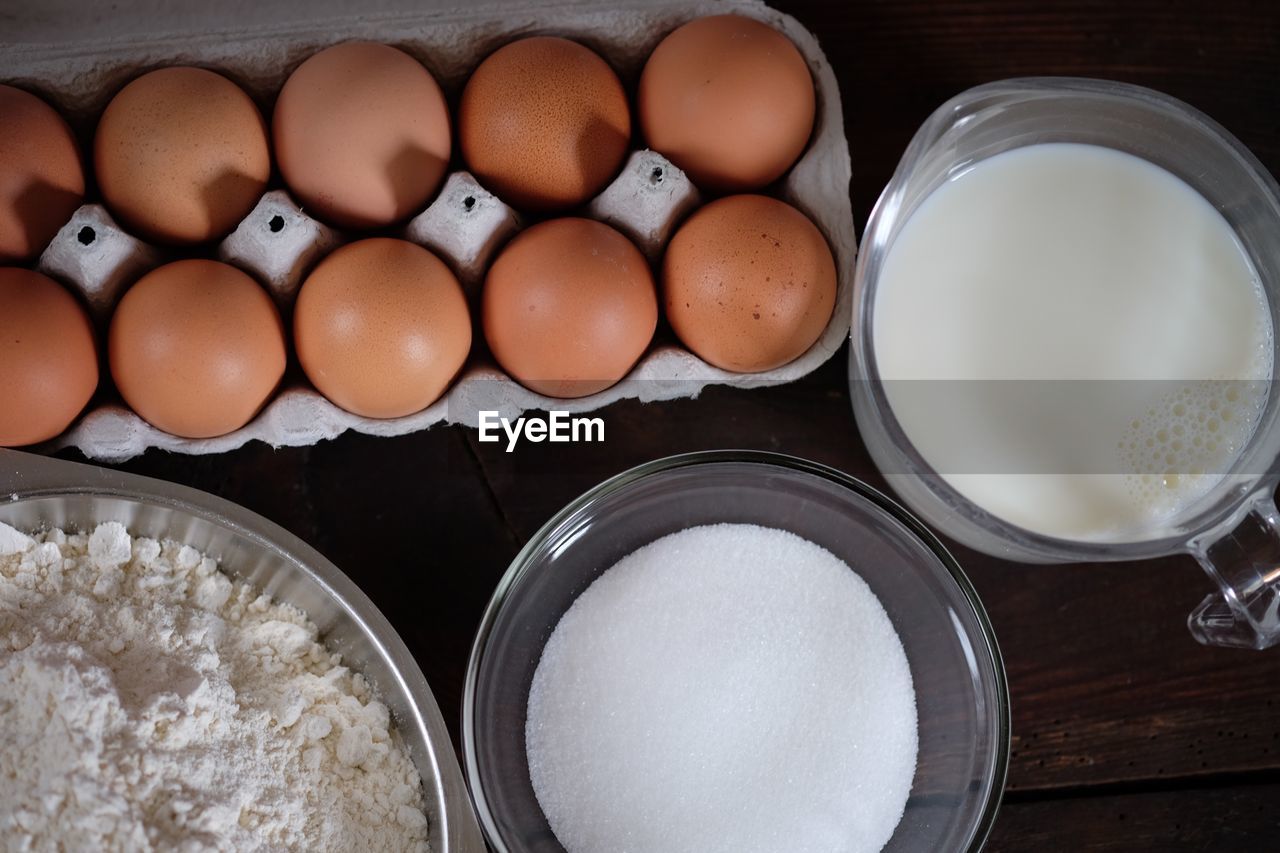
[0,268,98,447]
[639,15,815,192]
[0,86,85,263]
[109,260,286,439]
[663,194,836,373]
[293,238,471,419]
[274,42,452,230]
[460,37,631,212]
[94,67,270,245]
[483,218,657,398]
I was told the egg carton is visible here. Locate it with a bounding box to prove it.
[1,0,855,463]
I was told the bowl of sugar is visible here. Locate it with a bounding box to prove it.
[463,450,1008,853]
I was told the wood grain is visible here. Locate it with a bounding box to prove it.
[988,783,1280,850]
[775,0,1279,227]
[53,0,1280,846]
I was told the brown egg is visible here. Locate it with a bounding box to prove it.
[639,15,815,191]
[274,42,451,229]
[95,67,269,244]
[294,238,471,418]
[484,218,656,398]
[0,86,85,263]
[460,37,630,212]
[664,195,836,372]
[109,260,285,438]
[0,268,98,446]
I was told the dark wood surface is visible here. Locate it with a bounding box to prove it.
[57,0,1280,849]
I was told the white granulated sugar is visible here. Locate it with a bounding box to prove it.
[0,520,428,852]
[526,523,918,853]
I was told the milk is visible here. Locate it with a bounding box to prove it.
[873,143,1273,542]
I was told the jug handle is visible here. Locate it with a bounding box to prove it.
[1188,489,1280,650]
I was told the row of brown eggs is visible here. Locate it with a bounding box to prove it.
[0,14,836,447]
[0,190,835,446]
[2,14,815,258]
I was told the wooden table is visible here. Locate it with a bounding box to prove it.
[62,1,1280,848]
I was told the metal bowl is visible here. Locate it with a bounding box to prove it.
[0,449,486,853]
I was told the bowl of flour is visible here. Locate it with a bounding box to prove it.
[464,450,1010,853]
[0,449,486,852]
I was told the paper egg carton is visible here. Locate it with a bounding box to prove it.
[2,0,855,462]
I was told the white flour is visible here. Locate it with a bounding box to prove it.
[0,521,429,852]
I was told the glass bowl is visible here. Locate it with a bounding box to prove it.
[847,77,1280,649]
[463,450,1009,852]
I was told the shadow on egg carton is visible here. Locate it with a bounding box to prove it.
[20,0,855,463]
